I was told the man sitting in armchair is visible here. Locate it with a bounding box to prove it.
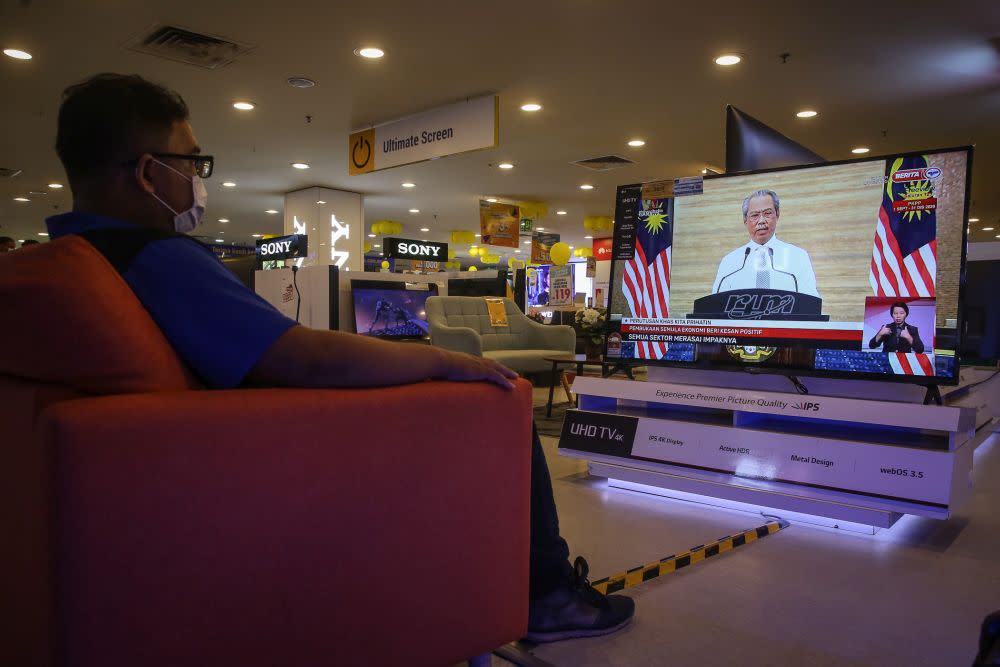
[43,73,635,643]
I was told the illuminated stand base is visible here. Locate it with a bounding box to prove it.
[561,367,994,531]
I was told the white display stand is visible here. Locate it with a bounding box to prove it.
[561,369,993,529]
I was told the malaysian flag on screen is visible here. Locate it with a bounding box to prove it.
[888,352,935,376]
[869,155,938,298]
[622,198,672,359]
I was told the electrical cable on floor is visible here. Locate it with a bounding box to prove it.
[291,265,301,323]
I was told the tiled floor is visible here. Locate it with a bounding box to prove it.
[495,385,1000,667]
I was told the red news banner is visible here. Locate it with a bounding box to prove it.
[619,318,864,350]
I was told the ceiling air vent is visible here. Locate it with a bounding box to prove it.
[128,25,251,70]
[571,155,635,172]
[0,168,22,179]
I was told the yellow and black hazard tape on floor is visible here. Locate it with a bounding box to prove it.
[591,518,790,595]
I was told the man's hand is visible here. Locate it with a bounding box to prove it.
[877,325,892,340]
[439,350,519,390]
[900,327,913,344]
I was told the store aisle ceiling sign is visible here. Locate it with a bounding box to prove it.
[384,236,448,260]
[349,95,498,175]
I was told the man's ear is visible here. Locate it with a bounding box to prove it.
[133,154,157,194]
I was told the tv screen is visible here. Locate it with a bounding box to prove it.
[351,280,438,339]
[606,146,972,385]
[526,265,551,307]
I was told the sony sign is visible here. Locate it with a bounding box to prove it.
[385,237,448,261]
[256,233,307,265]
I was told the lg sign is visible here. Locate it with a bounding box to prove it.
[385,237,448,261]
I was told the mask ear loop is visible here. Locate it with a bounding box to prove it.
[142,157,181,216]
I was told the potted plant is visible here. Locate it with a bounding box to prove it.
[574,307,607,359]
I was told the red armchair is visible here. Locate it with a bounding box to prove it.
[0,237,532,667]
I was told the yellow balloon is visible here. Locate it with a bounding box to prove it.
[448,249,456,259]
[550,242,571,266]
[573,247,593,258]
[380,260,390,269]
[468,265,478,272]
[364,242,372,253]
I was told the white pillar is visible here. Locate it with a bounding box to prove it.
[283,186,364,272]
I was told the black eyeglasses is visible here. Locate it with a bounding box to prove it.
[152,152,214,178]
[124,153,215,178]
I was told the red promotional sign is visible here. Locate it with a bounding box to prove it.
[592,237,613,261]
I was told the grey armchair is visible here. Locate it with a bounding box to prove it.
[426,296,576,374]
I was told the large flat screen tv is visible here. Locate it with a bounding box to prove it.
[351,280,437,339]
[606,146,972,385]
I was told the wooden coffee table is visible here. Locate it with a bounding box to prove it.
[542,354,636,417]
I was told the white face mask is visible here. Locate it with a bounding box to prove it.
[148,158,207,233]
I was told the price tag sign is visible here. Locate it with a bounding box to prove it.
[549,265,575,306]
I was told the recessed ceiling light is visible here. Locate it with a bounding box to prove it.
[291,162,310,169]
[410,209,421,214]
[265,209,278,214]
[48,183,63,189]
[796,110,818,118]
[515,249,521,253]
[252,234,262,238]
[218,218,229,223]
[584,235,593,239]
[627,139,645,147]
[486,197,498,203]
[13,197,29,202]
[402,182,416,188]
[982,227,994,231]
[556,210,567,215]
[3,49,32,60]
[536,227,545,231]
[969,218,980,222]
[851,147,870,154]
[420,227,430,232]
[373,244,381,248]
[523,240,532,245]
[520,103,542,112]
[715,54,741,66]
[580,184,594,190]
[215,239,225,243]
[498,162,514,170]
[356,47,384,59]
[38,232,48,236]
[222,181,236,187]
[233,101,255,111]
[287,77,316,88]
[368,233,376,238]
[317,200,326,204]
[475,233,481,237]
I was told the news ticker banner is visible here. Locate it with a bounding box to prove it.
[558,408,959,505]
[348,94,498,175]
[618,317,863,349]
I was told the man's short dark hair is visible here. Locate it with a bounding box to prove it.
[56,73,189,188]
[890,301,909,316]
[20,239,40,246]
[0,236,14,244]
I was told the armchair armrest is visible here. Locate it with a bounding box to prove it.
[41,379,532,666]
[526,320,576,352]
[429,323,484,356]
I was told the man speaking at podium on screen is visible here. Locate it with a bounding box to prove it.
[712,189,820,298]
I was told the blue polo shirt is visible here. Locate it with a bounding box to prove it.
[47,212,298,388]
